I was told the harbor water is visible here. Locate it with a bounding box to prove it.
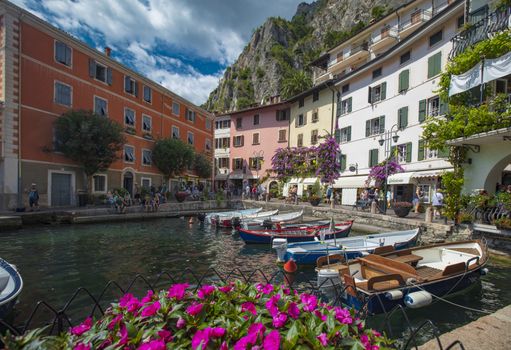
[1,218,510,344]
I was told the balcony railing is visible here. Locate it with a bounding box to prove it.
[399,9,432,32]
[371,28,398,44]
[450,6,511,59]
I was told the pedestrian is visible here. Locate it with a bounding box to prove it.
[133,182,141,205]
[326,185,333,204]
[412,187,423,213]
[28,183,39,211]
[432,188,444,218]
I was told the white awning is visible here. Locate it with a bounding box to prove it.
[333,176,373,188]
[387,172,414,185]
[288,177,302,184]
[302,177,318,185]
[229,173,244,179]
[215,174,228,180]
[388,169,453,185]
[412,168,453,179]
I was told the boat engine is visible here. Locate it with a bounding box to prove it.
[262,219,273,229]
[197,213,206,223]
[317,269,342,299]
[272,238,288,262]
[231,217,241,228]
[404,291,433,309]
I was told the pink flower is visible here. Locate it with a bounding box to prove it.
[220,341,229,350]
[255,283,274,295]
[272,312,287,328]
[314,310,327,322]
[158,328,173,342]
[317,333,328,346]
[248,323,266,341]
[192,329,211,350]
[141,301,161,317]
[118,324,128,345]
[107,314,123,330]
[167,283,189,300]
[137,339,166,350]
[287,302,300,319]
[74,343,91,350]
[197,285,215,299]
[218,285,233,293]
[263,330,280,350]
[265,294,280,317]
[334,307,353,325]
[372,330,381,337]
[300,293,317,312]
[70,317,92,336]
[360,334,369,345]
[186,302,203,316]
[176,317,186,329]
[119,293,142,313]
[211,327,226,337]
[141,290,154,304]
[241,302,257,316]
[281,287,290,295]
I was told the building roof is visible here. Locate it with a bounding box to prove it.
[447,127,511,146]
[285,78,338,103]
[215,101,289,118]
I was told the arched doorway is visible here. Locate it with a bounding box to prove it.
[123,171,134,195]
[483,154,511,192]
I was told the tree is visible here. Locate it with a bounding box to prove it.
[281,70,312,99]
[194,153,212,179]
[152,138,195,181]
[54,109,125,194]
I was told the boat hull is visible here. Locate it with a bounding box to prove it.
[0,259,23,319]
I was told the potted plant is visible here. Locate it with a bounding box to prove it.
[308,180,322,207]
[175,191,188,203]
[458,211,474,224]
[494,217,511,231]
[392,201,413,217]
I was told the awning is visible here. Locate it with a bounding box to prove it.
[387,172,414,185]
[333,176,373,189]
[229,173,244,179]
[215,174,228,180]
[302,177,318,185]
[387,169,453,185]
[413,168,453,180]
[288,177,302,184]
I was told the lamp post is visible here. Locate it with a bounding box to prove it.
[378,124,400,214]
[252,150,264,183]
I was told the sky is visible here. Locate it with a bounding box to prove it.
[12,0,307,105]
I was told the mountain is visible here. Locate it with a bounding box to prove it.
[204,0,405,113]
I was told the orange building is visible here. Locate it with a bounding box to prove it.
[0,1,214,209]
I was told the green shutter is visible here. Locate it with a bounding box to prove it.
[428,52,442,78]
[391,145,397,158]
[406,142,412,162]
[399,70,409,92]
[398,107,408,129]
[365,120,370,137]
[438,146,449,158]
[439,99,448,115]
[381,82,387,100]
[418,99,427,122]
[347,97,352,113]
[379,115,385,134]
[334,129,341,143]
[347,126,352,142]
[398,108,403,129]
[418,140,425,161]
[436,52,442,75]
[369,149,379,167]
[340,154,347,172]
[427,55,434,78]
[368,87,372,103]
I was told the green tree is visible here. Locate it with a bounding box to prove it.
[194,153,212,179]
[152,138,195,181]
[281,70,312,99]
[54,109,125,195]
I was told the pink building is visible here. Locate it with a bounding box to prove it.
[227,102,290,193]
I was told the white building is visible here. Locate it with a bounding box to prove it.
[311,0,473,205]
[214,115,231,190]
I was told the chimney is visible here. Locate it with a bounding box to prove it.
[105,46,111,57]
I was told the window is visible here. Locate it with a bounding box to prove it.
[253,114,259,125]
[142,115,152,132]
[143,86,152,103]
[365,116,385,137]
[54,81,72,106]
[124,108,135,126]
[427,52,442,78]
[187,132,194,145]
[400,51,411,65]
[368,149,379,167]
[172,126,180,139]
[310,129,318,144]
[206,119,212,130]
[53,127,64,152]
[215,137,230,149]
[252,133,260,145]
[297,133,303,147]
[339,126,351,143]
[55,41,72,66]
[186,109,196,122]
[398,69,409,92]
[124,76,137,95]
[342,84,350,93]
[418,139,438,161]
[428,96,440,116]
[372,67,382,79]
[457,15,465,29]
[205,139,212,151]
[312,90,319,102]
[299,98,304,108]
[94,96,108,117]
[276,109,289,121]
[278,129,287,142]
[93,175,106,193]
[93,61,106,82]
[395,143,412,163]
[249,157,262,170]
[340,97,352,115]
[124,145,135,163]
[429,30,443,46]
[368,82,386,104]
[233,135,244,147]
[89,59,112,84]
[398,106,408,129]
[217,157,229,168]
[296,114,306,127]
[236,117,242,129]
[311,109,319,122]
[233,158,244,170]
[141,178,151,189]
[339,154,347,172]
[172,102,180,116]
[142,149,152,166]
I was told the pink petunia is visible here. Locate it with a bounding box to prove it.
[158,328,173,342]
[211,327,226,337]
[70,317,92,336]
[186,302,203,316]
[137,339,166,350]
[73,343,91,350]
[314,310,327,322]
[167,283,189,300]
[197,285,216,299]
[118,324,128,345]
[141,290,154,304]
[176,317,186,329]
[218,285,233,293]
[265,294,281,317]
[334,307,353,325]
[272,312,288,328]
[241,302,257,316]
[141,301,161,317]
[192,329,211,350]
[288,302,300,319]
[317,333,328,347]
[107,314,123,330]
[220,341,229,350]
[256,283,274,295]
[300,293,318,312]
[263,330,280,350]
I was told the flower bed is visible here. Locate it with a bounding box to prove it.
[3,282,392,349]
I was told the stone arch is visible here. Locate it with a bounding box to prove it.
[483,153,511,192]
[121,167,136,195]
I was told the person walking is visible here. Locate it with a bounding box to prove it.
[432,188,444,218]
[28,183,39,211]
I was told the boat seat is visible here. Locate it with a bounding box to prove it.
[316,254,345,269]
[373,245,395,255]
[441,262,466,276]
[0,272,9,292]
[415,266,442,280]
[358,254,419,281]
[356,274,405,291]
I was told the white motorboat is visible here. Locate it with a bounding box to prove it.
[0,258,23,319]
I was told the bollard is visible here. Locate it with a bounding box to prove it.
[283,259,297,287]
[370,201,377,214]
[425,206,433,223]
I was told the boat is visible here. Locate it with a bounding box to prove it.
[278,228,420,264]
[240,210,304,228]
[202,208,262,224]
[239,220,353,244]
[316,240,488,314]
[0,258,23,319]
[220,210,279,228]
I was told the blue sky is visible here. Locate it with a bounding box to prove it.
[13,0,307,105]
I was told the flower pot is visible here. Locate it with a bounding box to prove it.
[393,206,411,218]
[175,192,188,203]
[309,198,321,207]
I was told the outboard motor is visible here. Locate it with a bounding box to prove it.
[197,213,206,223]
[262,219,273,230]
[231,217,241,229]
[272,238,288,262]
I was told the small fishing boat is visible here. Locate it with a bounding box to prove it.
[221,210,279,228]
[202,208,262,225]
[240,210,304,228]
[239,220,353,244]
[0,258,23,319]
[280,228,420,264]
[316,240,488,314]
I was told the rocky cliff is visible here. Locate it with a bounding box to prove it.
[204,0,404,113]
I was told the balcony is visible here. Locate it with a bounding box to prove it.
[329,42,369,74]
[370,28,399,52]
[399,9,432,38]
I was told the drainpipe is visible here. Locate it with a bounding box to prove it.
[395,8,401,41]
[16,13,24,211]
[326,82,339,135]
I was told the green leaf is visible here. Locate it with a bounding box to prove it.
[285,321,300,348]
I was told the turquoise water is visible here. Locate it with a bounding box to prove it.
[1,218,510,345]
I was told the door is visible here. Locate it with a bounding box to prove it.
[51,173,72,207]
[123,172,134,195]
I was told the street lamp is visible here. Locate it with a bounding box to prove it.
[252,150,264,182]
[378,124,400,214]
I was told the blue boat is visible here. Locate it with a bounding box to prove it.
[316,240,488,314]
[0,258,23,319]
[280,228,420,264]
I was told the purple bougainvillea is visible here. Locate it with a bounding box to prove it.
[366,158,404,187]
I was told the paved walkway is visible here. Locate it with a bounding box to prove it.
[419,305,511,350]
